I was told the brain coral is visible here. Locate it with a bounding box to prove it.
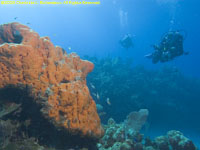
[0,22,103,139]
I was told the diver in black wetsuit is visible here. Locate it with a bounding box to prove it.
[145,31,189,64]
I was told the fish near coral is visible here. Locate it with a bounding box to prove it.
[106,98,111,105]
[96,92,100,100]
[90,83,96,89]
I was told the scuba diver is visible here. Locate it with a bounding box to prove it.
[145,31,189,64]
[120,34,133,49]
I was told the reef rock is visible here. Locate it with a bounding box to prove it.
[0,22,103,139]
[167,130,196,150]
[98,116,197,150]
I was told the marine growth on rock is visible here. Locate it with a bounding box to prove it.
[0,22,104,142]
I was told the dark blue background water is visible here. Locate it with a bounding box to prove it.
[0,0,200,77]
[0,0,200,146]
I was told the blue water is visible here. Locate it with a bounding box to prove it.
[0,0,200,147]
[1,0,200,77]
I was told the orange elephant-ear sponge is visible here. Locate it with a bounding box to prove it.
[0,22,104,139]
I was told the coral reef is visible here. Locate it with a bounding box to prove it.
[84,56,200,132]
[0,22,103,149]
[98,117,197,150]
[98,110,148,150]
[167,130,196,150]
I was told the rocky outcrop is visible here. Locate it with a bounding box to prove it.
[0,22,103,140]
[98,117,196,150]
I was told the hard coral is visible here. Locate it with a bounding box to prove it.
[167,130,196,150]
[98,116,197,150]
[99,118,142,150]
[154,136,169,150]
[0,22,103,139]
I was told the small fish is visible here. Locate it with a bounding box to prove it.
[106,98,111,105]
[14,17,18,20]
[96,92,100,100]
[68,47,71,50]
[53,34,57,37]
[92,93,96,97]
[99,112,106,116]
[27,22,31,25]
[90,83,95,89]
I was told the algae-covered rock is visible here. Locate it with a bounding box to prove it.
[155,136,169,150]
[112,126,125,142]
[107,118,116,126]
[99,117,145,150]
[0,120,19,148]
[98,117,197,150]
[2,138,56,150]
[144,146,155,150]
[120,142,132,150]
[167,130,196,150]
[111,142,122,150]
[134,143,143,150]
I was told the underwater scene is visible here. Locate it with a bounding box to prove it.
[0,0,200,149]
